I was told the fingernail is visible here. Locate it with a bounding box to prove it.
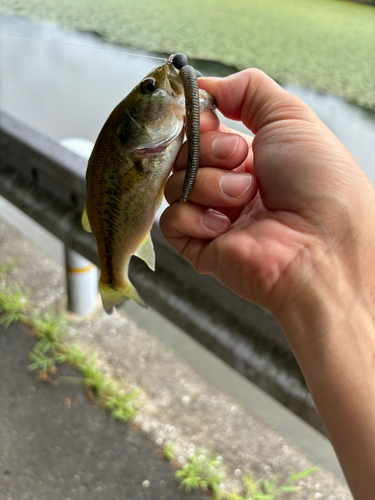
[220,172,252,198]
[203,209,229,232]
[212,135,239,160]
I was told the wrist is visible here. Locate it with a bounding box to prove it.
[271,245,375,498]
[271,236,375,351]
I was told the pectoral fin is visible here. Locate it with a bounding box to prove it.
[81,205,92,233]
[153,183,165,209]
[134,232,155,271]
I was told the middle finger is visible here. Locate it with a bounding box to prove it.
[175,131,250,172]
[165,167,257,206]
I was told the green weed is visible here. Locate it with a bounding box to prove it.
[226,467,318,500]
[175,451,225,499]
[54,342,87,367]
[1,261,319,498]
[163,442,175,462]
[98,379,139,422]
[32,308,66,342]
[0,262,140,422]
[57,344,140,421]
[28,337,60,383]
[0,284,29,327]
[29,331,140,421]
[165,443,318,500]
[28,337,58,372]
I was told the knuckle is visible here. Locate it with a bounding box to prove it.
[243,67,267,81]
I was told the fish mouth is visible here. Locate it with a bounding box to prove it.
[165,63,184,96]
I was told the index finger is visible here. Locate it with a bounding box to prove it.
[200,107,253,147]
[200,110,221,133]
[175,131,250,172]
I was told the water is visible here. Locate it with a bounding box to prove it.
[0,13,374,184]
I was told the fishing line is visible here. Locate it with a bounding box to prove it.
[0,33,167,61]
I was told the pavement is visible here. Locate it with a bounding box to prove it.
[0,213,353,500]
[0,322,207,500]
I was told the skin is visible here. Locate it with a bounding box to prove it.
[159,69,375,499]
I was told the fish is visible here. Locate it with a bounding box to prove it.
[82,57,216,314]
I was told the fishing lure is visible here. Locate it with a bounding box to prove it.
[168,53,203,203]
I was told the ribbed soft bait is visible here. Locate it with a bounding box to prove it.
[169,53,207,203]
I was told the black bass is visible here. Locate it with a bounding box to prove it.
[82,58,216,314]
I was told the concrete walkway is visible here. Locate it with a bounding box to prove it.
[0,321,207,500]
[0,214,353,499]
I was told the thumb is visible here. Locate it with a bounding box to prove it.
[198,69,320,135]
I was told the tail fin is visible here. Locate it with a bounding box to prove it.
[99,279,147,314]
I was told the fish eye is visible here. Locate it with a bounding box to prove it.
[140,77,158,94]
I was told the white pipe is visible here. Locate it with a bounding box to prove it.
[65,247,98,315]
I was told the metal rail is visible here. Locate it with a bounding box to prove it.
[0,110,323,433]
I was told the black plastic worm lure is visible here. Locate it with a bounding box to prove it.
[169,53,204,203]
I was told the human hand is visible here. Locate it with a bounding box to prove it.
[160,69,375,498]
[160,69,375,332]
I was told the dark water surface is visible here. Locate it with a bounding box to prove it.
[1,14,374,185]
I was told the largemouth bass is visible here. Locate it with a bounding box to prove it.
[82,57,216,314]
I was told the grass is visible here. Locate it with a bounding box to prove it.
[0,268,140,420]
[164,443,318,499]
[0,261,28,326]
[175,451,225,499]
[0,0,374,109]
[0,283,28,327]
[28,312,141,420]
[1,261,318,497]
[226,467,318,500]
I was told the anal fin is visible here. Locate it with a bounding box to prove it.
[134,232,155,271]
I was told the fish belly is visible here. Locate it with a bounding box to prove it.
[88,138,182,313]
